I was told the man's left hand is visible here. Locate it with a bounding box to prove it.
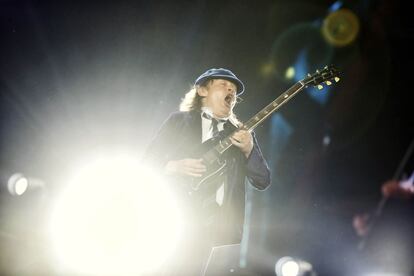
[382,179,414,200]
[230,129,253,158]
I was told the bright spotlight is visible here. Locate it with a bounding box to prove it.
[280,258,299,276]
[48,156,184,275]
[275,256,315,276]
[7,173,29,196]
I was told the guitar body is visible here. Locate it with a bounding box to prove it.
[182,129,235,223]
[189,123,236,188]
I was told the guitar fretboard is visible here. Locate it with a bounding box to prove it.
[211,81,305,155]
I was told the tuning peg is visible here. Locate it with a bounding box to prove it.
[334,77,340,82]
[317,84,323,90]
[325,81,332,86]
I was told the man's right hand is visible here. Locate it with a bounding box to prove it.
[165,158,206,177]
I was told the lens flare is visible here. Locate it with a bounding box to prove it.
[48,156,184,275]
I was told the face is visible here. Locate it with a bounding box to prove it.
[197,79,237,118]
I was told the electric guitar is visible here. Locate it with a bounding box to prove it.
[173,65,341,243]
[186,65,340,207]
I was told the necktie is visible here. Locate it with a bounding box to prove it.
[211,118,219,137]
[201,112,226,207]
[202,112,225,138]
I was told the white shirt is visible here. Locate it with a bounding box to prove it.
[200,107,229,206]
[201,108,227,143]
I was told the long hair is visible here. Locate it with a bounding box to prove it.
[179,82,242,127]
[179,85,203,112]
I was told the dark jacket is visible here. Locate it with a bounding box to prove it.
[143,110,270,245]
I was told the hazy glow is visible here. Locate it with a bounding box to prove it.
[48,156,184,275]
[322,8,360,47]
[285,67,295,79]
[261,62,276,76]
[362,274,404,276]
[7,173,29,196]
[329,1,343,12]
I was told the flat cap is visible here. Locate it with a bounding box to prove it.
[194,68,245,95]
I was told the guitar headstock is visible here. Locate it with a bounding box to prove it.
[302,65,340,90]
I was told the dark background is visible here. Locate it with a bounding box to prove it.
[0,0,413,275]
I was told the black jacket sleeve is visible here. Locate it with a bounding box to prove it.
[142,112,181,171]
[245,132,271,190]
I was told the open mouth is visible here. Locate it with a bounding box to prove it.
[224,94,234,106]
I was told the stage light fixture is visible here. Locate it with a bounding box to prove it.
[48,156,184,275]
[275,256,315,276]
[7,173,29,196]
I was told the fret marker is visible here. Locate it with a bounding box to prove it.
[283,94,288,99]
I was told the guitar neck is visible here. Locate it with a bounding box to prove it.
[201,64,339,163]
[244,81,305,131]
[212,81,305,155]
